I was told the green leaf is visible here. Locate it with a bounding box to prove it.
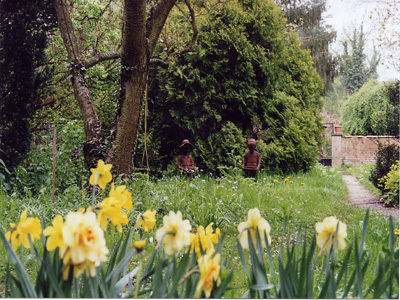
[167,251,190,298]
[113,267,139,296]
[250,284,275,291]
[215,269,234,298]
[106,248,137,287]
[0,231,37,298]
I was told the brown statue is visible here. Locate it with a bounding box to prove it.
[242,138,260,177]
[177,139,196,182]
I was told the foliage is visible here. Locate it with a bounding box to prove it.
[239,210,399,298]
[0,0,57,170]
[149,0,323,174]
[193,122,246,175]
[379,161,399,207]
[277,0,336,93]
[339,28,380,95]
[5,119,86,196]
[370,143,400,192]
[0,159,398,298]
[322,76,348,118]
[341,80,400,136]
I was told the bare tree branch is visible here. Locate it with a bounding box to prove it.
[94,0,113,50]
[84,51,120,68]
[149,0,198,66]
[146,0,178,55]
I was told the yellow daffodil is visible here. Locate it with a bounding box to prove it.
[136,209,157,231]
[238,208,271,250]
[43,215,65,251]
[109,183,133,212]
[133,240,146,252]
[5,209,41,251]
[60,210,108,279]
[315,216,347,251]
[190,223,220,256]
[89,160,112,190]
[97,197,129,232]
[156,211,192,255]
[195,250,221,298]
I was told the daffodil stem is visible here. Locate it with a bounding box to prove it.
[91,173,99,207]
[134,259,143,298]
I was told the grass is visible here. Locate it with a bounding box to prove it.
[0,164,398,298]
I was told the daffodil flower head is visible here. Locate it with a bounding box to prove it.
[97,197,129,232]
[315,216,347,251]
[5,209,42,251]
[109,183,133,212]
[136,209,157,232]
[43,215,65,251]
[238,208,271,250]
[89,160,112,190]
[190,223,221,256]
[195,249,221,298]
[155,211,192,255]
[60,210,108,279]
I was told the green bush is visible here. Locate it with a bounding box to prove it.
[370,143,399,192]
[379,161,399,207]
[148,0,323,174]
[341,80,400,136]
[193,122,246,174]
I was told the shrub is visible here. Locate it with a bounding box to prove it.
[193,122,246,174]
[370,143,399,192]
[341,80,400,136]
[148,0,323,174]
[379,161,399,207]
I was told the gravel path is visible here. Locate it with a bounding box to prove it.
[342,174,399,219]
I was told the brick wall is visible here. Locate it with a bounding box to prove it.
[331,135,400,167]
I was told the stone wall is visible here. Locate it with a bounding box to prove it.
[331,135,400,167]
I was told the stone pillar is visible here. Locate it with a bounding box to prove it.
[331,133,342,168]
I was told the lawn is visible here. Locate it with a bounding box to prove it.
[0,164,398,298]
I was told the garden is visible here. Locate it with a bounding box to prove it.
[0,141,398,297]
[0,0,399,298]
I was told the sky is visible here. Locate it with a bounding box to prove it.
[323,0,400,81]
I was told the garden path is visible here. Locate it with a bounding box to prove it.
[342,174,399,219]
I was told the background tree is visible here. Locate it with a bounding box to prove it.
[0,0,56,170]
[341,79,399,136]
[148,0,324,174]
[339,27,380,95]
[366,0,400,73]
[277,0,336,93]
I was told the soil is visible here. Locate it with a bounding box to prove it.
[342,174,399,219]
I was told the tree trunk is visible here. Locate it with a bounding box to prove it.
[52,0,103,168]
[115,0,177,175]
[53,0,179,174]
